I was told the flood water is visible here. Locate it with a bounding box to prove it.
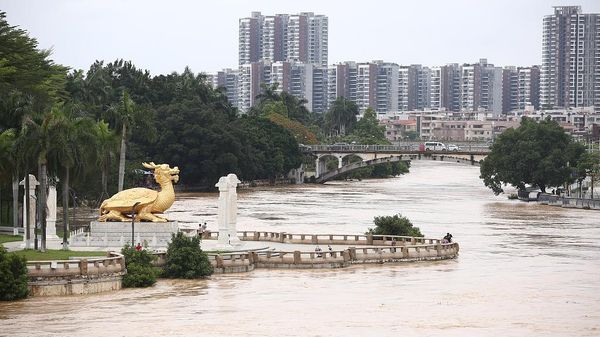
[1,160,599,337]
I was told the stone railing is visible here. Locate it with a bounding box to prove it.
[26,252,126,296]
[202,231,441,246]
[538,193,600,210]
[155,232,459,273]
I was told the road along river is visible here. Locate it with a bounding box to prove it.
[1,160,599,337]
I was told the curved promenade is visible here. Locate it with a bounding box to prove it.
[26,252,126,296]
[155,231,460,273]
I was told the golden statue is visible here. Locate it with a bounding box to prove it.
[98,162,180,222]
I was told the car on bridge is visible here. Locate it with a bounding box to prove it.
[447,144,460,151]
[424,142,447,151]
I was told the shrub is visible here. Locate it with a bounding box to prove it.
[367,214,423,237]
[0,246,29,301]
[163,232,213,279]
[120,244,157,288]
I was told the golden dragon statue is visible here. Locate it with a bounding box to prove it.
[98,162,180,222]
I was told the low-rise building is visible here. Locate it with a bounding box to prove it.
[381,119,418,142]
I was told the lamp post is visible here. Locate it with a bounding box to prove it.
[131,201,140,246]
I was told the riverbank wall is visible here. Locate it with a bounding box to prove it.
[26,252,126,296]
[537,193,600,210]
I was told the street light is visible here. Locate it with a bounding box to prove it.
[131,201,141,246]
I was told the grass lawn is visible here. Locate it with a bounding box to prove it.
[0,234,23,244]
[11,249,109,261]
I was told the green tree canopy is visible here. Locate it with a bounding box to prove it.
[576,151,600,198]
[163,232,213,279]
[0,247,28,301]
[480,117,586,194]
[366,214,423,237]
[345,108,389,145]
[0,11,67,126]
[324,97,358,137]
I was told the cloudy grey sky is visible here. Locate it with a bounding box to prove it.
[2,0,599,75]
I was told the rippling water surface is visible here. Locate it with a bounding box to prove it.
[2,161,599,336]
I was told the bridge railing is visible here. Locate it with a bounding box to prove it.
[307,144,491,153]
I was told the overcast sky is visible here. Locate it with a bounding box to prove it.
[2,0,600,75]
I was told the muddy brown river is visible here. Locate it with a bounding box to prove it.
[1,161,599,336]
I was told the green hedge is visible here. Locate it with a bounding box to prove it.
[367,214,423,237]
[163,232,213,279]
[0,246,28,301]
[120,245,157,288]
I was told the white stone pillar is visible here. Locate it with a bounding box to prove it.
[226,174,241,246]
[19,174,38,249]
[45,184,61,246]
[12,178,18,235]
[315,158,320,178]
[215,176,232,249]
[337,156,343,168]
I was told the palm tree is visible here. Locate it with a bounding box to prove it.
[94,120,118,202]
[0,129,18,233]
[45,106,97,249]
[106,91,136,192]
[18,109,69,251]
[325,97,359,137]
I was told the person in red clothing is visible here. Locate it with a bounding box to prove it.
[135,242,142,251]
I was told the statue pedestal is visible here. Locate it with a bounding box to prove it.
[70,221,179,248]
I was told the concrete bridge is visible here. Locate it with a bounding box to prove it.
[303,144,489,183]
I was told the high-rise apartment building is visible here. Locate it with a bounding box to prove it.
[375,61,399,114]
[541,6,600,110]
[503,66,540,112]
[239,12,328,67]
[461,59,503,115]
[430,64,461,111]
[312,66,329,113]
[212,68,240,108]
[238,61,267,113]
[398,66,410,111]
[238,12,261,65]
[517,66,540,110]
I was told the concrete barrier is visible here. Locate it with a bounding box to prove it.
[537,193,600,210]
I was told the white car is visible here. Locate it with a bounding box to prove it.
[424,142,447,151]
[447,144,460,152]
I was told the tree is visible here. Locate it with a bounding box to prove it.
[0,130,18,231]
[94,121,118,200]
[251,83,313,126]
[106,91,140,192]
[163,232,213,279]
[324,97,358,137]
[345,108,389,145]
[0,11,67,236]
[43,106,98,249]
[266,112,319,145]
[17,113,55,251]
[480,117,586,195]
[366,214,423,237]
[0,11,68,117]
[120,244,157,288]
[233,116,303,182]
[576,152,600,199]
[0,246,28,301]
[110,91,133,192]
